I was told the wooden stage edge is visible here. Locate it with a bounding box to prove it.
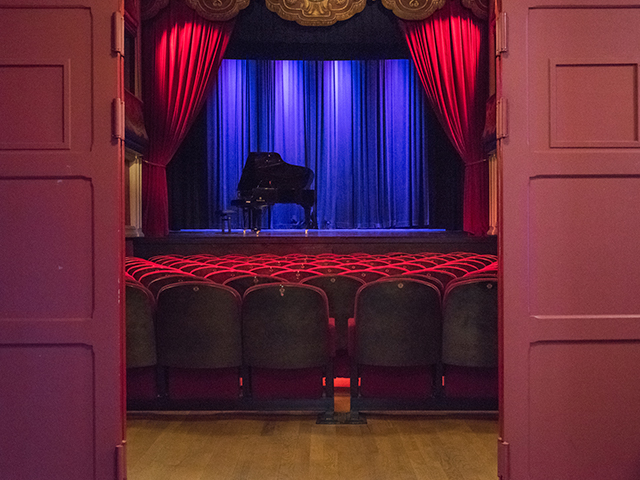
[130,229,497,258]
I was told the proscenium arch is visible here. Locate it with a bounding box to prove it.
[141,0,488,25]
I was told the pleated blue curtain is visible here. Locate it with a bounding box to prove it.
[207,59,431,229]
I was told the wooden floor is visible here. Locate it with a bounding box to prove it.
[127,410,498,480]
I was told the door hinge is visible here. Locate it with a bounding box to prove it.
[496,12,507,55]
[116,441,127,480]
[113,98,125,140]
[498,438,510,480]
[496,97,508,139]
[112,12,125,56]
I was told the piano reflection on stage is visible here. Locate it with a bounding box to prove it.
[230,152,318,231]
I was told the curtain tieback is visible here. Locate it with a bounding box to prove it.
[465,158,488,167]
[142,159,167,168]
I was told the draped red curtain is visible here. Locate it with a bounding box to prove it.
[402,1,489,235]
[142,1,233,237]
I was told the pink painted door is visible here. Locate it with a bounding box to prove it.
[0,1,124,479]
[500,1,640,479]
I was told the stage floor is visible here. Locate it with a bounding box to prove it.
[176,228,447,237]
[131,228,497,258]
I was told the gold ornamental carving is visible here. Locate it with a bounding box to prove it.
[265,0,367,27]
[380,0,445,21]
[462,0,488,19]
[141,0,249,21]
[185,0,250,21]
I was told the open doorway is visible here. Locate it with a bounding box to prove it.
[124,0,499,479]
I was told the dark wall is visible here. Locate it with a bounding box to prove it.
[225,0,410,60]
[167,108,210,230]
[427,108,464,231]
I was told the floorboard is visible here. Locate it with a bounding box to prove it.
[127,411,498,480]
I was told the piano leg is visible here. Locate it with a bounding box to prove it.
[304,206,318,229]
[240,206,250,231]
[251,204,270,232]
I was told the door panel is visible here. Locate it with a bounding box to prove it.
[501,1,640,479]
[529,176,640,316]
[527,7,640,151]
[0,345,95,479]
[0,1,123,479]
[529,342,640,480]
[0,7,92,151]
[0,178,93,318]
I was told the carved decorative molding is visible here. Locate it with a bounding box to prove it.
[265,0,367,27]
[380,0,445,21]
[141,0,169,20]
[462,0,488,19]
[142,0,486,25]
[185,0,250,21]
[141,0,248,21]
[125,0,141,26]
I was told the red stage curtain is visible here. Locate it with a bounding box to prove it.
[142,2,233,237]
[402,1,489,235]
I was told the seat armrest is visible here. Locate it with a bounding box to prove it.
[328,317,336,357]
[347,317,356,356]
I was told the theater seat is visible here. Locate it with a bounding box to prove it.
[350,278,442,415]
[369,265,408,276]
[204,269,251,284]
[301,274,365,377]
[125,282,158,408]
[130,265,165,281]
[241,283,334,415]
[416,268,457,289]
[249,266,288,276]
[300,275,364,350]
[144,273,202,298]
[155,282,242,408]
[441,276,498,409]
[189,265,226,277]
[275,269,320,283]
[223,274,286,297]
[343,270,388,283]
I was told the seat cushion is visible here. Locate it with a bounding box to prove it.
[358,365,434,399]
[166,367,241,400]
[443,365,498,398]
[126,367,157,401]
[249,367,325,399]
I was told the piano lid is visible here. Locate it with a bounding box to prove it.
[237,152,314,196]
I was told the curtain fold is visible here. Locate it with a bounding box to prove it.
[142,1,233,237]
[207,59,433,230]
[402,0,489,235]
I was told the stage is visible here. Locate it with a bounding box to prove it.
[130,229,497,259]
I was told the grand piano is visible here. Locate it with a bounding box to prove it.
[230,152,318,231]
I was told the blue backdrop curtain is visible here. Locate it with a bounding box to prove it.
[206,59,432,229]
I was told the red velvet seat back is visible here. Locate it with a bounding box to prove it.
[353,278,442,399]
[223,274,286,297]
[441,277,498,399]
[125,282,157,402]
[155,282,242,401]
[242,284,332,399]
